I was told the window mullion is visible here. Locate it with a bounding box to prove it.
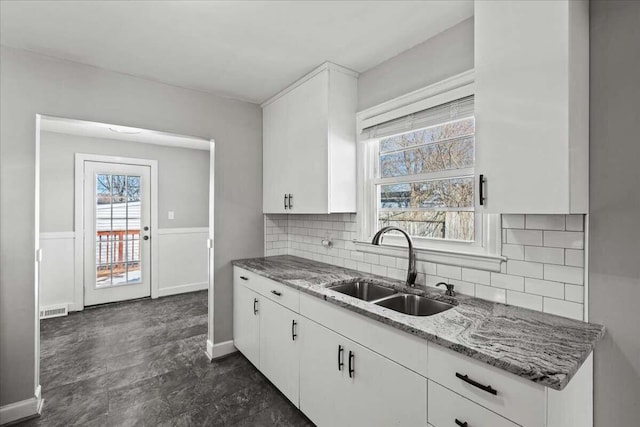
[374,168,475,186]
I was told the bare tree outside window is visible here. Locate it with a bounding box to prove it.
[377,116,475,241]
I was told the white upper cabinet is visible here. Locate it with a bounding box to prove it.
[475,0,589,214]
[262,62,358,214]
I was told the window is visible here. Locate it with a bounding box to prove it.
[358,74,502,269]
[362,96,480,246]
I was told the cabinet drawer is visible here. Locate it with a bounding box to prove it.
[234,267,299,312]
[428,380,518,427]
[427,343,545,426]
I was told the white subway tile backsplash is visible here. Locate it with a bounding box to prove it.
[543,231,585,249]
[363,253,379,265]
[436,264,462,280]
[524,278,565,299]
[490,272,525,291]
[506,290,543,311]
[525,214,565,230]
[379,255,396,268]
[543,298,583,321]
[506,229,543,246]
[264,213,585,317]
[371,264,388,277]
[416,261,437,276]
[544,264,584,285]
[502,214,525,229]
[502,244,524,260]
[506,260,544,279]
[461,268,491,286]
[524,246,564,265]
[475,285,506,303]
[565,249,584,267]
[448,279,476,296]
[565,215,584,231]
[350,251,364,262]
[564,284,584,303]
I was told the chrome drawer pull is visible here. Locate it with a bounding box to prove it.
[271,290,282,296]
[455,419,468,427]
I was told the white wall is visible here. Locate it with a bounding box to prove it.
[0,45,263,407]
[589,1,640,424]
[40,131,210,231]
[357,17,473,111]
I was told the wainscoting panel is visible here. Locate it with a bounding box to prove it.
[39,232,75,310]
[158,228,209,297]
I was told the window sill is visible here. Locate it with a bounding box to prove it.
[353,240,506,272]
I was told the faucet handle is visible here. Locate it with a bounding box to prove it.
[436,282,455,297]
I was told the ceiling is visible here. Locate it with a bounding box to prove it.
[40,115,211,150]
[0,1,473,104]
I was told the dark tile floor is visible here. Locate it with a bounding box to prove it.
[17,291,313,426]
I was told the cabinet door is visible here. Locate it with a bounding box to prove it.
[233,283,260,367]
[263,95,290,213]
[343,340,427,427]
[299,318,346,427]
[475,0,584,213]
[286,70,330,214]
[259,298,299,406]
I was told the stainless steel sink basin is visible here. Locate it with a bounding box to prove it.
[375,294,454,316]
[327,280,397,301]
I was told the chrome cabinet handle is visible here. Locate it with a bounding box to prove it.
[271,290,282,296]
[253,298,258,315]
[284,194,288,209]
[291,319,297,341]
[337,345,344,371]
[288,193,293,209]
[240,276,248,281]
[479,174,486,206]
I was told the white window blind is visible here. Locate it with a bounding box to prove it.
[361,96,474,142]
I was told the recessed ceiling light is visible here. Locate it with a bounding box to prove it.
[109,125,143,135]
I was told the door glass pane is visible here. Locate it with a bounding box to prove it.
[95,173,142,287]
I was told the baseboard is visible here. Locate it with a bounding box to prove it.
[157,281,208,298]
[206,339,237,361]
[0,386,42,426]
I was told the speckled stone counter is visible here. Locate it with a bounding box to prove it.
[232,255,605,390]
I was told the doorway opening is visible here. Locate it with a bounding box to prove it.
[34,114,216,399]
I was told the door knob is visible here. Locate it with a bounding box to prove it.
[143,226,149,231]
[143,236,149,241]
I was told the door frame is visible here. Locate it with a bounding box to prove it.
[73,153,159,310]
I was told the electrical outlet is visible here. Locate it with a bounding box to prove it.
[168,211,175,220]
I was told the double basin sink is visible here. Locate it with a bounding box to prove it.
[327,280,454,316]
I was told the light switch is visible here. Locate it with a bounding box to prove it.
[168,211,175,220]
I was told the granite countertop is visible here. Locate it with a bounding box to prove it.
[232,255,605,391]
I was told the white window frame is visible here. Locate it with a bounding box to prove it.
[356,70,505,272]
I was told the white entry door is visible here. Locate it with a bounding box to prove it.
[84,161,152,306]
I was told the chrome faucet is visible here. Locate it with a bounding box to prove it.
[371,226,417,287]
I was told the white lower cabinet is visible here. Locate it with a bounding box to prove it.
[299,317,427,427]
[298,317,346,427]
[259,297,299,406]
[428,380,517,427]
[233,267,591,427]
[232,282,260,367]
[427,342,545,426]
